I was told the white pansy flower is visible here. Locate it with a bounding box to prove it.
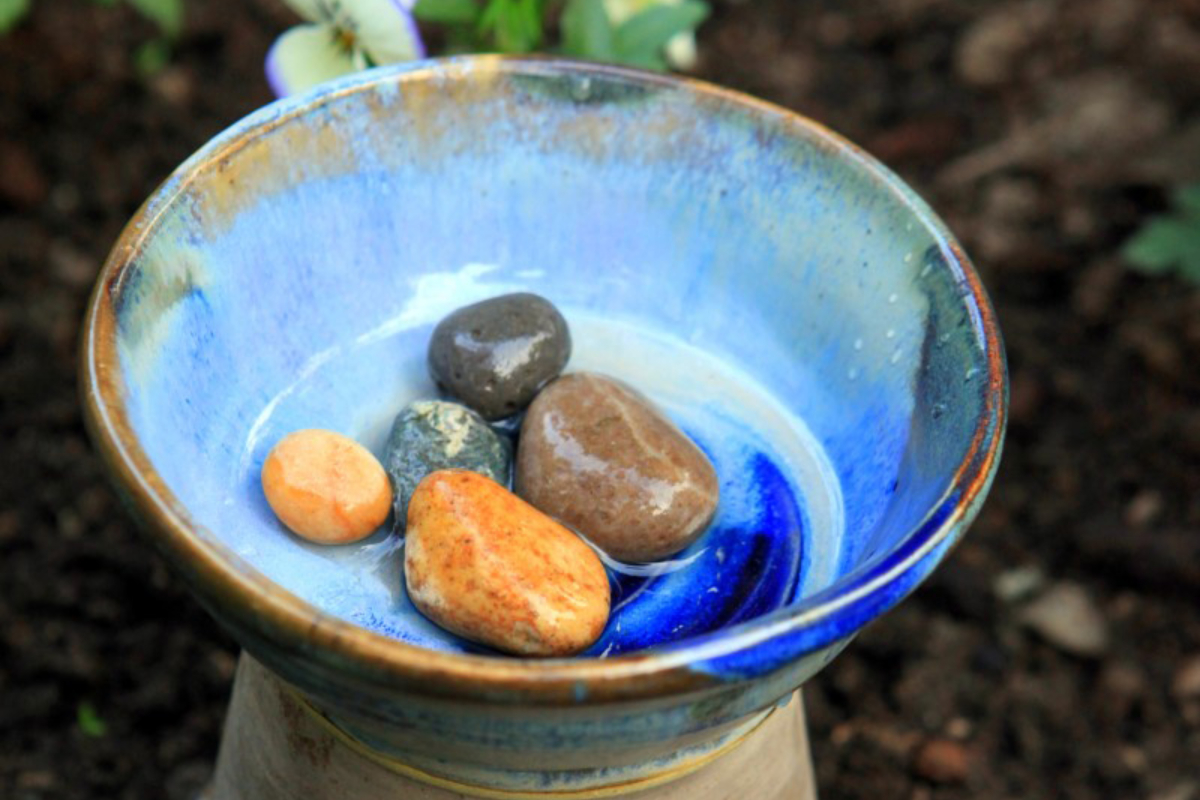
[266,0,424,97]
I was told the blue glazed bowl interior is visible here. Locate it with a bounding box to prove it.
[97,58,1002,667]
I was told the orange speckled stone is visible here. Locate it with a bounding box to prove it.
[261,430,391,545]
[404,470,611,657]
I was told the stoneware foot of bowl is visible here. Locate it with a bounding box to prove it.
[203,654,817,800]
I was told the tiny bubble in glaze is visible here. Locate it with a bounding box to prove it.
[404,469,610,657]
[261,429,391,545]
[427,292,571,420]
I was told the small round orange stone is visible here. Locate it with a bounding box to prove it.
[261,429,391,545]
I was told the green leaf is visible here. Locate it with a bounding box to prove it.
[0,0,30,34]
[481,0,541,52]
[126,0,184,38]
[1124,217,1200,275]
[560,0,614,60]
[611,47,666,70]
[443,25,485,53]
[475,0,503,45]
[1173,183,1200,217]
[134,38,172,76]
[516,0,544,48]
[414,0,481,25]
[613,1,707,69]
[1123,183,1200,285]
[77,703,108,738]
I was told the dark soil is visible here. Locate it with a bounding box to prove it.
[2,1,1198,798]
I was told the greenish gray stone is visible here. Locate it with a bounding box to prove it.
[427,293,572,420]
[384,400,512,532]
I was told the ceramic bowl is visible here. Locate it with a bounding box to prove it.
[81,57,1006,794]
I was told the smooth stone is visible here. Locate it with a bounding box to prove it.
[404,470,610,657]
[383,400,511,532]
[1018,581,1110,658]
[516,372,720,563]
[261,429,391,545]
[427,292,571,420]
[1172,656,1200,700]
[912,739,972,785]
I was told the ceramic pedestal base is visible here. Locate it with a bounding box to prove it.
[205,655,817,799]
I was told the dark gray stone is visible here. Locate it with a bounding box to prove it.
[383,400,512,531]
[427,293,571,420]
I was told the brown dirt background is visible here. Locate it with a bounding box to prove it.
[2,1,1198,798]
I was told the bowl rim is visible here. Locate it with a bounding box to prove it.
[80,55,1007,705]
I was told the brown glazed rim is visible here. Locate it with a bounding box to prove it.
[80,56,1007,707]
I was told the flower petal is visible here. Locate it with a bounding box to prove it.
[603,0,653,25]
[665,32,697,70]
[338,0,425,64]
[281,0,327,23]
[265,24,359,97]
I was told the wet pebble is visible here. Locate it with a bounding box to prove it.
[262,430,391,545]
[404,470,610,656]
[516,372,719,562]
[382,400,511,531]
[428,293,571,420]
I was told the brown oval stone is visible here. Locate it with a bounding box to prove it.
[404,470,610,657]
[515,372,720,563]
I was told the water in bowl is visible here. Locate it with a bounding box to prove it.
[229,308,845,657]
